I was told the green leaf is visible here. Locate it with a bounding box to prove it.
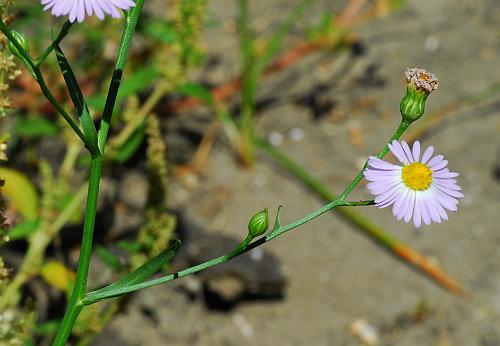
[95,245,124,271]
[176,83,214,105]
[90,239,181,296]
[144,20,177,44]
[307,13,334,41]
[55,45,84,115]
[9,219,40,240]
[0,133,10,143]
[391,0,405,9]
[270,206,283,234]
[116,240,143,252]
[14,117,60,138]
[55,45,98,153]
[87,67,160,111]
[0,167,39,220]
[55,192,82,224]
[79,106,99,153]
[35,320,60,337]
[116,67,160,101]
[113,121,146,163]
[40,260,75,292]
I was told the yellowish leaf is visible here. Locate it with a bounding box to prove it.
[0,167,39,220]
[40,261,75,292]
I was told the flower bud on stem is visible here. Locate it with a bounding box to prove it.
[247,208,270,239]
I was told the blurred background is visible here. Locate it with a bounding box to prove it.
[1,0,499,345]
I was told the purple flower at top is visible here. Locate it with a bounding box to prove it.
[364,140,463,228]
[41,0,136,23]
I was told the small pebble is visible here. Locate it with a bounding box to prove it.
[251,175,267,190]
[250,248,264,262]
[424,35,440,52]
[233,314,254,338]
[350,318,379,345]
[268,132,284,146]
[288,127,305,142]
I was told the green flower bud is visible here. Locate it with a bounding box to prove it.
[247,208,269,238]
[7,30,30,59]
[400,67,438,123]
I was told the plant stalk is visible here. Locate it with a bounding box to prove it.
[52,155,102,345]
[52,2,145,344]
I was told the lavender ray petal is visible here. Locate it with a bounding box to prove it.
[389,140,409,164]
[431,160,448,171]
[404,191,416,223]
[412,140,421,162]
[421,146,434,164]
[401,141,415,163]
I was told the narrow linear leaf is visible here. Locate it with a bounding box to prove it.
[95,245,124,271]
[91,239,181,296]
[271,206,283,234]
[55,45,84,114]
[79,106,99,152]
[55,45,98,152]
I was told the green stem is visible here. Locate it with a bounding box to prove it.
[84,120,410,304]
[255,137,400,249]
[35,20,74,66]
[0,19,86,143]
[34,68,87,143]
[83,198,371,304]
[52,155,102,345]
[97,3,144,153]
[53,2,145,344]
[255,122,409,250]
[338,120,410,200]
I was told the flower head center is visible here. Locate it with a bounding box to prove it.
[402,162,432,191]
[404,67,438,93]
[419,72,430,81]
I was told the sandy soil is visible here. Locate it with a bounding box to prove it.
[93,0,500,345]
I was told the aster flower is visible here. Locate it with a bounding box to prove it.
[364,140,463,228]
[41,0,136,23]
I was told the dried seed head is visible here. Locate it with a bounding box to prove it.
[404,67,438,93]
[400,67,438,123]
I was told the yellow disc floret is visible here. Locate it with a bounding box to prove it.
[402,162,433,191]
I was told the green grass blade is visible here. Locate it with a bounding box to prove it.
[87,239,181,299]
